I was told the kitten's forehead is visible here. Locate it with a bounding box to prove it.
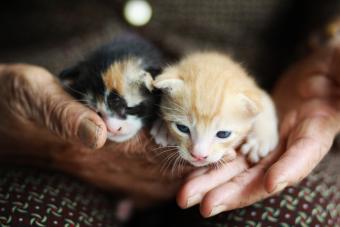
[162,52,260,126]
[102,58,146,107]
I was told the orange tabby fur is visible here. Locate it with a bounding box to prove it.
[153,52,278,166]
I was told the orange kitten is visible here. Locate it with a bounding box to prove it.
[151,52,278,166]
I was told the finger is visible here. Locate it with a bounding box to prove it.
[300,74,340,98]
[16,65,107,149]
[329,44,340,84]
[265,114,339,193]
[185,167,210,181]
[199,146,283,217]
[40,79,107,149]
[279,110,298,140]
[177,155,249,209]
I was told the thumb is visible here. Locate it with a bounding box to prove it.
[18,65,107,149]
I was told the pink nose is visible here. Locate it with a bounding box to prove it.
[190,153,208,161]
[109,126,123,134]
[110,126,123,133]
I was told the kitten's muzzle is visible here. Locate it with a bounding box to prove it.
[190,152,208,161]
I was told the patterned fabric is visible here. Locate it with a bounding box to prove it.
[1,150,338,227]
[129,150,340,227]
[0,2,339,226]
[0,167,121,227]
[204,151,340,227]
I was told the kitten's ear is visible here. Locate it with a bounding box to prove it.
[153,67,184,93]
[142,72,154,92]
[145,67,162,78]
[58,66,80,87]
[143,67,163,91]
[239,92,262,117]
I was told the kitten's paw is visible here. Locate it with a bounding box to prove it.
[150,120,176,147]
[241,133,278,163]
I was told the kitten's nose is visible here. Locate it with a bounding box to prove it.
[106,118,127,135]
[110,125,122,133]
[191,144,209,161]
[191,153,208,161]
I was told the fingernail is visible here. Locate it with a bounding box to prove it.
[78,119,102,149]
[272,182,287,194]
[186,194,202,208]
[209,205,227,217]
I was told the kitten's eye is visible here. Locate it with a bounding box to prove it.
[216,131,231,139]
[176,124,190,134]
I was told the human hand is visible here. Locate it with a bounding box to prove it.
[0,64,191,204]
[176,42,340,217]
[0,63,107,151]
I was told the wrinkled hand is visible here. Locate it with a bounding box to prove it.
[177,43,340,217]
[0,63,107,150]
[0,64,189,204]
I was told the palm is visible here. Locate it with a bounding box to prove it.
[177,43,340,217]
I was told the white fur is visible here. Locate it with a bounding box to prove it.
[150,120,176,146]
[106,115,142,142]
[123,60,153,107]
[240,92,279,163]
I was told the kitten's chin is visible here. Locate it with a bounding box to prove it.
[107,132,136,142]
[185,155,225,167]
[189,160,210,167]
[183,156,212,167]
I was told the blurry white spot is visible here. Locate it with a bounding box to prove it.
[124,0,152,26]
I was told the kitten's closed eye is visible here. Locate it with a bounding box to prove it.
[58,34,164,143]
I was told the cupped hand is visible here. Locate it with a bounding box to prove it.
[0,64,191,204]
[0,63,107,150]
[177,42,340,217]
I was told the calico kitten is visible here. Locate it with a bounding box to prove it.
[59,35,163,142]
[151,52,278,166]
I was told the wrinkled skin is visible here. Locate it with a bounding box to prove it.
[1,40,340,216]
[0,64,192,205]
[177,42,340,217]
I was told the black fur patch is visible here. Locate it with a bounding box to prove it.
[107,90,127,119]
[58,33,164,125]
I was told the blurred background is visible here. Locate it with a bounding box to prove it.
[1,0,339,89]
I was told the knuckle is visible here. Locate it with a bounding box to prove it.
[46,97,81,139]
[0,66,36,118]
[202,191,219,210]
[180,182,195,198]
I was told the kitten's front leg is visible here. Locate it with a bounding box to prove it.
[150,119,176,147]
[241,93,279,163]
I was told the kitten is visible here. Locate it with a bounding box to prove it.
[151,52,278,166]
[59,34,163,142]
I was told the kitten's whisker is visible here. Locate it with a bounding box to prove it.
[171,154,181,177]
[56,100,93,110]
[151,146,178,152]
[160,152,177,175]
[61,83,88,97]
[154,148,178,157]
[164,97,186,112]
[156,105,185,114]
[177,156,185,176]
